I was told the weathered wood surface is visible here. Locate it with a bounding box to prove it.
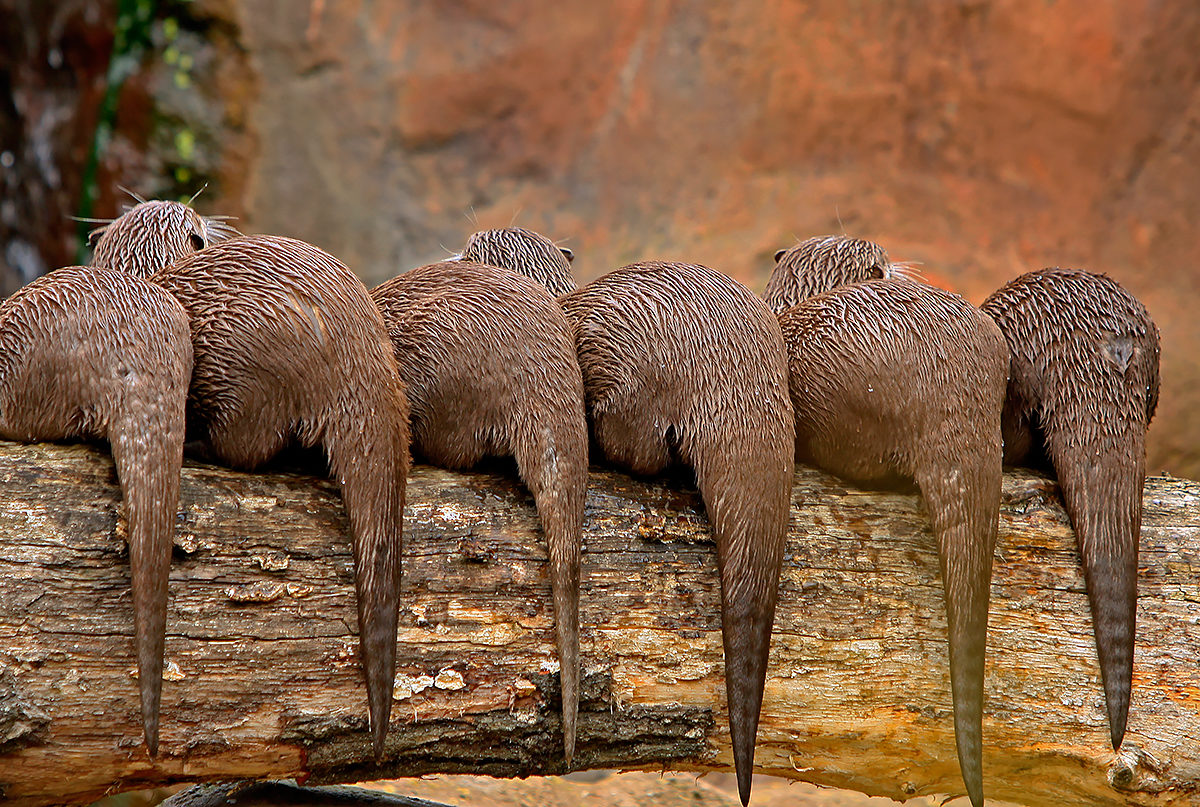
[0,441,1196,807]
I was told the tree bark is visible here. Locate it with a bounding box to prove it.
[0,441,1196,807]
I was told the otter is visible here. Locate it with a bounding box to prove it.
[982,268,1160,752]
[90,199,410,754]
[457,226,577,296]
[0,265,192,755]
[559,261,794,806]
[775,277,1008,807]
[147,236,410,756]
[88,198,241,277]
[764,235,899,314]
[371,260,587,763]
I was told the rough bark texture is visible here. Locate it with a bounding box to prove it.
[0,441,1196,807]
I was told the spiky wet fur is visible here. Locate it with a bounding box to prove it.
[460,227,577,296]
[89,199,241,278]
[372,260,587,763]
[561,262,794,805]
[150,236,410,756]
[764,235,896,314]
[0,266,192,754]
[982,268,1159,752]
[778,278,1008,807]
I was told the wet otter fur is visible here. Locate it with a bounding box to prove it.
[764,235,899,314]
[560,261,794,806]
[88,198,240,278]
[982,268,1160,752]
[0,265,192,755]
[776,277,1008,807]
[147,235,410,756]
[371,260,587,763]
[458,226,577,296]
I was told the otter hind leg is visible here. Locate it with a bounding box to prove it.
[590,403,673,477]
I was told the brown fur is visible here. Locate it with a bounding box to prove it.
[0,266,192,755]
[371,260,587,763]
[982,268,1160,752]
[778,278,1008,807]
[560,261,794,806]
[459,227,577,296]
[764,235,897,314]
[150,235,410,756]
[89,199,241,278]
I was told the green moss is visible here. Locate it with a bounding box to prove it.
[76,0,222,256]
[75,0,158,262]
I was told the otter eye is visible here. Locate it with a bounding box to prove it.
[189,232,206,251]
[774,249,787,263]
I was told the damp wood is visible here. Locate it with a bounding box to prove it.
[0,442,1197,807]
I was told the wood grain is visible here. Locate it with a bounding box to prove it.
[0,442,1195,806]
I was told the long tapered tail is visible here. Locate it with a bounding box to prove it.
[109,399,187,756]
[693,436,792,807]
[327,392,410,758]
[515,416,587,765]
[916,448,1001,807]
[1053,436,1143,750]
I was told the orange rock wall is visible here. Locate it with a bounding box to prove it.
[109,1,1200,476]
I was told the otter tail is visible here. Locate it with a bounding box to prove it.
[1050,432,1143,751]
[108,390,188,756]
[690,434,792,807]
[323,386,410,758]
[514,418,587,765]
[915,444,1001,807]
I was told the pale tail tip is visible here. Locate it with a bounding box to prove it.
[144,724,159,758]
[563,728,575,768]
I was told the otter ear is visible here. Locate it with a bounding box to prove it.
[189,231,206,251]
[560,247,575,263]
[774,248,788,263]
[86,226,107,248]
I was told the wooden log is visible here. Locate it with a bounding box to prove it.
[0,441,1196,807]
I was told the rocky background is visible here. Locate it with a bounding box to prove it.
[2,0,1199,478]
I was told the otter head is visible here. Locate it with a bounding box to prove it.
[457,226,577,296]
[90,199,241,278]
[764,235,897,313]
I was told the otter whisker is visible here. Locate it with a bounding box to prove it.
[889,261,925,281]
[185,183,209,207]
[118,185,148,204]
